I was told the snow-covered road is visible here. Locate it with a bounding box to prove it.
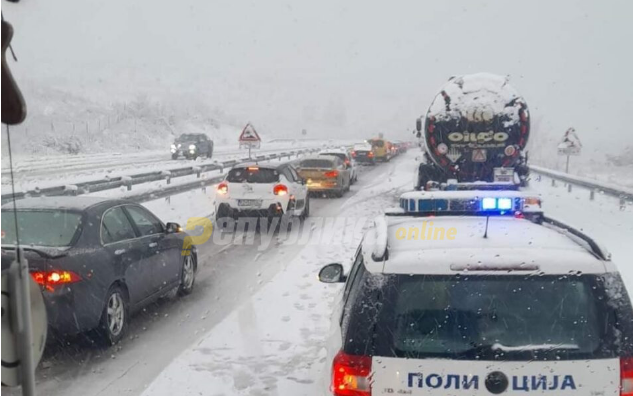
[5,151,632,396]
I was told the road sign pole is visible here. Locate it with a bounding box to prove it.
[565,154,570,173]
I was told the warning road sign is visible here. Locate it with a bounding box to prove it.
[239,123,261,142]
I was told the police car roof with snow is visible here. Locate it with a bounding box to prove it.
[319,190,633,396]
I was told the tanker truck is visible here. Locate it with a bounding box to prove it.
[414,73,530,190]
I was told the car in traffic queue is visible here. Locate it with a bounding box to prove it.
[318,190,633,396]
[319,149,358,184]
[0,196,197,346]
[296,155,351,198]
[214,162,310,223]
[367,138,393,162]
[351,143,376,165]
[170,133,214,160]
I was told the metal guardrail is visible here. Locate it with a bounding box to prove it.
[530,165,633,201]
[1,148,322,205]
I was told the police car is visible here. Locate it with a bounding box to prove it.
[319,190,633,395]
[214,162,309,221]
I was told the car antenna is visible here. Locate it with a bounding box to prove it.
[483,216,490,239]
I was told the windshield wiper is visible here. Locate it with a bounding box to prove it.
[457,342,580,358]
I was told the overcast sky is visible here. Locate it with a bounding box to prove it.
[3,0,632,153]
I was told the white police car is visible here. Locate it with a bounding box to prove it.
[214,162,309,221]
[319,190,633,395]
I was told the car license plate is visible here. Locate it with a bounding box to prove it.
[237,199,262,207]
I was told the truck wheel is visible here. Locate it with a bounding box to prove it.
[171,153,178,160]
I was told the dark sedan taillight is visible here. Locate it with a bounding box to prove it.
[31,270,82,291]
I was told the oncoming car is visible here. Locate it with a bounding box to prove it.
[297,155,351,197]
[318,192,633,396]
[170,133,214,160]
[214,162,309,222]
[0,197,196,345]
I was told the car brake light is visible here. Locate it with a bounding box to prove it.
[325,170,339,178]
[368,152,374,157]
[273,184,288,196]
[622,357,633,395]
[332,350,372,396]
[351,151,357,157]
[31,270,82,291]
[247,166,259,171]
[217,182,228,194]
[344,159,350,165]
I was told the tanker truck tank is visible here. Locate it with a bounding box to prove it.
[414,73,530,190]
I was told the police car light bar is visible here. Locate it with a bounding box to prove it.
[394,190,542,217]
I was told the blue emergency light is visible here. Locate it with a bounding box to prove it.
[482,197,513,211]
[397,192,541,217]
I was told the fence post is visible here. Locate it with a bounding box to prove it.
[551,179,556,187]
[589,189,595,201]
[567,184,572,193]
[620,196,627,211]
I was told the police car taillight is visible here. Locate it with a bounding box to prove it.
[332,350,371,396]
[622,357,633,395]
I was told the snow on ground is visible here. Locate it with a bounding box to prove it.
[140,155,416,396]
[0,141,331,194]
[139,154,633,396]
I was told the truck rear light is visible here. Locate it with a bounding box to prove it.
[273,184,288,196]
[331,350,372,396]
[622,357,633,395]
[217,182,228,194]
[351,151,357,157]
[368,152,374,158]
[31,270,82,291]
[325,170,339,178]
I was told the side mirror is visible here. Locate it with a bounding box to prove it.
[318,263,346,283]
[165,222,182,234]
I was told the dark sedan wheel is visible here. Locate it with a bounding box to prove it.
[97,285,128,345]
[171,153,178,160]
[177,254,196,296]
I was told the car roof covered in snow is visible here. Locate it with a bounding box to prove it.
[361,216,610,276]
[231,161,295,170]
[1,196,127,211]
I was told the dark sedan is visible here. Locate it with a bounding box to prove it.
[1,196,197,345]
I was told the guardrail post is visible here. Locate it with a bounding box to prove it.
[567,184,572,193]
[590,189,595,200]
[620,196,627,211]
[551,179,556,187]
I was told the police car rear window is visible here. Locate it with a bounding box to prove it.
[345,274,624,361]
[226,168,279,183]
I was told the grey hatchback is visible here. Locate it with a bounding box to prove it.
[1,196,197,345]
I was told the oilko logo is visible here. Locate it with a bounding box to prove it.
[394,221,457,241]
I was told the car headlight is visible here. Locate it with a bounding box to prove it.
[189,144,196,150]
[177,143,182,148]
[171,144,176,149]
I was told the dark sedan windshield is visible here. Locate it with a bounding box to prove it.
[1,210,82,247]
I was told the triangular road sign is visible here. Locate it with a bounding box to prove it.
[239,123,261,142]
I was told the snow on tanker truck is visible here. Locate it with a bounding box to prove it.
[414,73,530,190]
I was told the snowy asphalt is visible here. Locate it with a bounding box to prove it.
[4,150,633,396]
